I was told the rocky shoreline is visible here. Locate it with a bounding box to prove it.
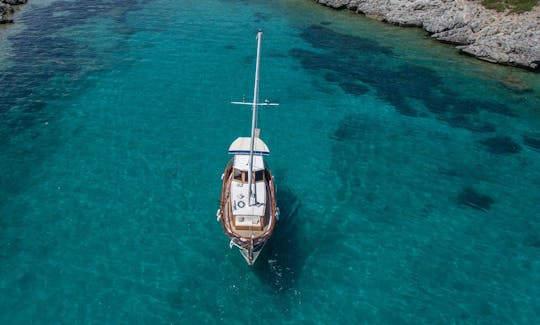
[315,0,540,71]
[0,0,27,24]
[1,1,538,70]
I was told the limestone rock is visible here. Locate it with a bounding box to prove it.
[313,0,540,70]
[316,0,352,9]
[4,0,27,5]
[1,0,27,24]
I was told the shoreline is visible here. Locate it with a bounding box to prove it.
[0,0,27,24]
[2,1,539,71]
[314,0,540,71]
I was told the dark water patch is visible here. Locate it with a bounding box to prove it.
[446,99,514,118]
[424,96,450,114]
[324,72,340,83]
[253,12,271,22]
[332,114,368,141]
[268,51,288,59]
[423,98,500,132]
[224,44,236,50]
[0,237,22,260]
[141,41,154,49]
[167,288,184,309]
[480,136,522,154]
[17,272,37,292]
[445,115,497,133]
[394,103,418,117]
[19,0,140,35]
[0,0,154,211]
[320,21,332,26]
[338,81,369,96]
[302,24,394,56]
[451,99,480,115]
[166,274,215,321]
[291,25,514,131]
[113,26,139,36]
[385,91,418,117]
[243,54,256,64]
[1,0,151,128]
[523,135,540,151]
[290,48,330,70]
[524,234,540,248]
[396,65,443,98]
[437,163,493,181]
[498,76,533,94]
[474,100,515,117]
[23,100,48,113]
[466,122,497,133]
[457,187,494,211]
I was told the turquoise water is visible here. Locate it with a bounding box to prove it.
[1,0,540,323]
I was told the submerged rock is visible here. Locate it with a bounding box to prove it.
[523,135,540,151]
[457,186,494,211]
[314,0,540,71]
[499,76,533,93]
[480,136,522,154]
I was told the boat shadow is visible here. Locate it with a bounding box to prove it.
[252,174,305,293]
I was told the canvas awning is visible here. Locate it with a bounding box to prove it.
[228,137,270,155]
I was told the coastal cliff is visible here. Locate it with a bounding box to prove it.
[0,0,27,24]
[315,0,540,71]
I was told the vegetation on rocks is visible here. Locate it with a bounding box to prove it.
[481,0,539,13]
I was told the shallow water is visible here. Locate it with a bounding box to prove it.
[1,0,539,323]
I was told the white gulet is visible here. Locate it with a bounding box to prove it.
[216,30,279,265]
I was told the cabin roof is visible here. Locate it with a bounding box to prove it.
[228,137,270,156]
[233,155,265,171]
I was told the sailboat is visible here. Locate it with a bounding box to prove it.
[217,30,279,265]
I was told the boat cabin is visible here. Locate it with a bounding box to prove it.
[225,137,271,232]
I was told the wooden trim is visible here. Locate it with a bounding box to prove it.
[219,165,277,249]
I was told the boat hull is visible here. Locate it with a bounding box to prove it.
[239,242,265,265]
[218,159,277,265]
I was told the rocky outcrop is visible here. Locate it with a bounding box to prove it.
[315,0,540,71]
[0,0,27,24]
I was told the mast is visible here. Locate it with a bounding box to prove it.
[247,30,263,205]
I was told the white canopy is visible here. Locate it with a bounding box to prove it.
[233,155,265,171]
[228,137,270,155]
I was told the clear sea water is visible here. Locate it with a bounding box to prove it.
[1,0,540,323]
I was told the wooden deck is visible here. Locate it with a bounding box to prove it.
[219,162,277,246]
